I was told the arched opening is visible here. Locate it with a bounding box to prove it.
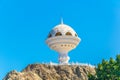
[55,32,62,36]
[66,32,72,36]
[75,34,77,37]
[48,34,52,38]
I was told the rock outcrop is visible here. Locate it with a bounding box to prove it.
[3,64,95,80]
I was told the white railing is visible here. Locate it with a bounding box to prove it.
[40,62,95,68]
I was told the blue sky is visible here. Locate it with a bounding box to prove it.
[0,0,120,79]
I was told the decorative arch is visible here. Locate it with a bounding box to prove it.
[66,32,72,36]
[55,32,62,36]
[48,34,52,38]
[75,34,78,37]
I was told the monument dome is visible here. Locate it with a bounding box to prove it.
[48,22,78,38]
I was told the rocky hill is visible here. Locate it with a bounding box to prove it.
[3,64,95,80]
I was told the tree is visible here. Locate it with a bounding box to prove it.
[88,54,120,80]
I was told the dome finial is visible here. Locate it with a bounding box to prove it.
[61,18,63,24]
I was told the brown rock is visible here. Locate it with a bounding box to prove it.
[3,64,95,80]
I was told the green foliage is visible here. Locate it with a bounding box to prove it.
[88,73,97,80]
[88,54,120,80]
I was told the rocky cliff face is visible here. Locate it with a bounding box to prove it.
[3,64,95,80]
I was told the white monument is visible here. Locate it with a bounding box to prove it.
[46,19,81,64]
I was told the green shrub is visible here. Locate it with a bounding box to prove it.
[88,54,120,80]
